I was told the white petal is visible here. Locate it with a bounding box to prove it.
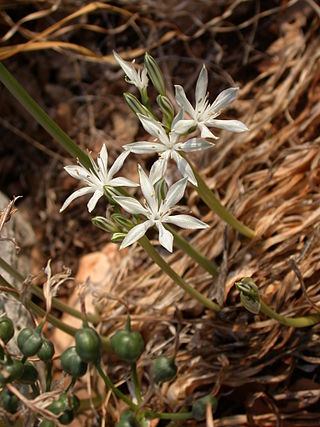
[97,144,108,177]
[120,220,154,248]
[179,138,214,152]
[107,151,130,180]
[113,195,148,216]
[113,51,146,89]
[171,108,185,128]
[165,214,209,229]
[162,177,187,211]
[137,114,168,144]
[138,165,158,214]
[149,158,168,184]
[157,223,173,252]
[210,87,239,112]
[195,65,208,105]
[199,123,218,139]
[172,119,196,134]
[172,151,197,186]
[208,119,248,133]
[60,187,93,212]
[87,190,104,212]
[174,85,195,118]
[64,165,91,181]
[108,177,138,187]
[124,141,166,154]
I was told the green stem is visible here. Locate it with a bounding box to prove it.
[183,155,255,239]
[145,411,193,421]
[0,256,99,324]
[131,362,142,405]
[165,225,218,277]
[138,236,220,312]
[95,363,137,411]
[45,361,53,392]
[0,62,91,170]
[260,300,320,327]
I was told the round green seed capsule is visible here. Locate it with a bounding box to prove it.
[0,357,24,385]
[48,392,80,425]
[152,356,177,383]
[17,327,43,357]
[61,347,87,378]
[110,330,144,363]
[0,317,14,344]
[75,327,102,364]
[19,362,39,385]
[0,387,19,413]
[37,339,55,362]
[116,411,140,427]
[192,395,218,421]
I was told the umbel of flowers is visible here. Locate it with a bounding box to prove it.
[60,51,250,253]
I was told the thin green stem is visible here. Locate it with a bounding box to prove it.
[0,256,99,324]
[0,63,91,169]
[138,236,220,312]
[182,155,255,239]
[164,224,218,277]
[95,363,137,411]
[260,300,320,328]
[145,410,193,421]
[131,362,142,405]
[45,361,53,392]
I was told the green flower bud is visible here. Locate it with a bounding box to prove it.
[123,93,152,118]
[144,53,166,95]
[111,213,134,229]
[48,392,80,425]
[156,95,174,127]
[155,178,168,200]
[0,388,19,413]
[61,347,88,378]
[235,277,261,314]
[110,329,144,363]
[0,316,14,344]
[192,395,218,421]
[17,327,43,357]
[19,362,38,384]
[75,327,102,364]
[38,339,55,362]
[92,216,119,233]
[152,356,177,383]
[116,411,140,427]
[111,232,127,243]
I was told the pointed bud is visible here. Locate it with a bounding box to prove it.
[92,216,119,233]
[157,95,174,128]
[111,232,127,243]
[124,93,153,118]
[155,178,168,202]
[235,277,261,314]
[111,213,133,229]
[144,52,166,96]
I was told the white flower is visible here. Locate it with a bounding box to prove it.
[60,144,138,213]
[113,51,148,91]
[123,114,214,186]
[174,65,248,139]
[113,165,209,252]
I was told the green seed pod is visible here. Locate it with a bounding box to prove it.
[75,327,102,364]
[144,52,166,96]
[110,329,144,363]
[0,388,19,414]
[116,411,140,427]
[48,393,80,425]
[61,347,88,378]
[0,357,24,385]
[0,316,14,344]
[17,327,43,357]
[37,339,55,362]
[39,420,56,427]
[19,362,38,385]
[152,356,177,383]
[192,395,218,421]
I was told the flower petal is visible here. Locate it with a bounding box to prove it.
[113,51,148,90]
[64,165,91,181]
[172,151,197,186]
[149,157,168,184]
[138,165,158,214]
[137,114,168,144]
[60,187,93,212]
[87,190,104,212]
[199,123,218,139]
[174,85,195,118]
[108,177,138,187]
[172,119,196,135]
[172,108,185,128]
[162,177,187,211]
[157,222,173,252]
[97,144,108,178]
[165,214,209,229]
[113,195,148,216]
[208,119,248,133]
[124,141,166,154]
[179,138,214,152]
[195,65,208,105]
[120,220,154,249]
[210,87,239,112]
[107,150,130,180]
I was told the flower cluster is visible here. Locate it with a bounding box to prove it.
[60,52,248,252]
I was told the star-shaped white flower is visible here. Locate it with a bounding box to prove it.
[123,114,214,186]
[113,51,148,91]
[174,65,248,139]
[113,165,209,253]
[60,145,138,213]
